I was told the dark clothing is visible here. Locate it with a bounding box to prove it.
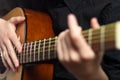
[0,0,18,17]
[1,0,120,80]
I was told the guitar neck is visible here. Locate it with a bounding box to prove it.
[16,21,120,64]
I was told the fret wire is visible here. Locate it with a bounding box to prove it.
[24,43,27,63]
[20,45,23,63]
[54,37,57,58]
[30,42,33,63]
[35,41,39,62]
[20,43,26,63]
[48,38,51,60]
[100,27,105,51]
[25,43,27,63]
[43,39,46,60]
[23,43,26,63]
[34,41,36,62]
[88,29,92,46]
[32,42,35,62]
[38,40,41,61]
[21,44,23,63]
[26,43,29,63]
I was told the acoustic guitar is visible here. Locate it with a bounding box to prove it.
[0,7,120,80]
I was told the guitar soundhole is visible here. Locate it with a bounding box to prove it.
[0,58,6,74]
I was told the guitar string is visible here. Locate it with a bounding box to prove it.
[0,29,115,55]
[20,28,114,50]
[0,27,115,62]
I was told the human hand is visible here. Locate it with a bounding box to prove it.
[57,14,108,80]
[0,16,25,72]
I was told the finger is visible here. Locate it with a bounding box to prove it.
[67,14,95,60]
[3,38,19,68]
[67,14,84,49]
[64,31,81,62]
[9,31,22,53]
[61,30,70,62]
[8,16,25,25]
[57,31,66,61]
[1,44,16,71]
[0,44,9,69]
[68,14,82,32]
[90,17,100,29]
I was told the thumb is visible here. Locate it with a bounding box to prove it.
[8,16,25,25]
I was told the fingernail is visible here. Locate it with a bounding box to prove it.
[18,47,22,53]
[13,68,16,72]
[15,61,19,68]
[16,67,19,72]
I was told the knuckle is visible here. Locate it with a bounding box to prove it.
[3,36,8,42]
[8,31,16,39]
[58,29,69,40]
[71,57,80,63]
[81,54,94,61]
[70,54,80,63]
[10,17,16,21]
[9,33,14,38]
[71,34,79,42]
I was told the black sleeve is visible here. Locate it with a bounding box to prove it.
[102,50,120,80]
[103,0,120,23]
[19,0,61,12]
[0,0,18,17]
[110,0,120,21]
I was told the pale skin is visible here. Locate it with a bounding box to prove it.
[0,14,108,80]
[57,14,108,80]
[0,16,25,71]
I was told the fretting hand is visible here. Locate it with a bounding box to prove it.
[57,14,108,80]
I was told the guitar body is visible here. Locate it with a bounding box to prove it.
[1,7,54,80]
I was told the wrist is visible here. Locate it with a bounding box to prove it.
[77,66,108,80]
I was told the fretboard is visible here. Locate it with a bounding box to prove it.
[15,21,120,64]
[17,37,58,64]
